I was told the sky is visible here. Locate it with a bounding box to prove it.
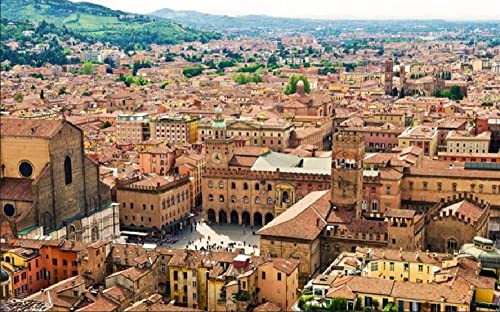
[74,0,500,20]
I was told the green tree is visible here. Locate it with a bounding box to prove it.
[328,297,348,311]
[449,86,464,101]
[284,74,311,95]
[14,92,24,102]
[183,66,203,78]
[160,81,169,89]
[101,121,112,129]
[79,62,95,75]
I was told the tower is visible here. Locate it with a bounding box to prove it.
[330,133,365,219]
[205,106,235,169]
[399,63,406,92]
[384,59,394,95]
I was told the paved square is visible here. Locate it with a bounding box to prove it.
[166,219,261,255]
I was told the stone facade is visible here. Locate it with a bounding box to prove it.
[0,118,117,243]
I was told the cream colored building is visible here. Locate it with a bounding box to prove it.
[446,131,491,154]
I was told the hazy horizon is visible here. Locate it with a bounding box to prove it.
[73,0,500,21]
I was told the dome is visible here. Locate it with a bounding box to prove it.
[0,268,9,283]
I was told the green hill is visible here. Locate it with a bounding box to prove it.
[1,0,220,48]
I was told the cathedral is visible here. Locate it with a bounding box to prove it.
[0,118,119,242]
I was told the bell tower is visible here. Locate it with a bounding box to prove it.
[331,133,365,219]
[205,106,235,169]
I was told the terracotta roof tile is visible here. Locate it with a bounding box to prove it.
[0,118,64,138]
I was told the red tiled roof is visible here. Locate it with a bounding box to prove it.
[0,118,64,138]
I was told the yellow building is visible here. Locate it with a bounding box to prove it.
[358,248,457,283]
[150,115,200,144]
[398,125,438,156]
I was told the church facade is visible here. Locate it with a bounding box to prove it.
[0,118,119,242]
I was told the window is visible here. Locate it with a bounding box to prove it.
[3,204,15,217]
[470,184,475,193]
[219,181,224,188]
[362,200,367,211]
[231,195,237,203]
[243,196,249,204]
[255,183,260,191]
[370,262,378,271]
[261,272,266,280]
[243,183,249,190]
[173,271,178,281]
[52,259,58,266]
[219,195,224,202]
[403,263,409,271]
[277,273,282,281]
[386,186,391,195]
[267,184,272,191]
[389,262,394,271]
[447,238,458,251]
[452,183,457,192]
[72,261,77,267]
[183,272,188,279]
[267,197,273,205]
[371,201,378,212]
[479,184,483,193]
[423,182,428,190]
[193,293,197,300]
[255,197,261,204]
[308,184,313,192]
[208,194,213,201]
[64,156,72,185]
[437,182,442,192]
[130,203,134,209]
[409,182,414,190]
[63,260,68,266]
[445,306,457,312]
[19,160,34,178]
[231,182,236,189]
[208,181,213,188]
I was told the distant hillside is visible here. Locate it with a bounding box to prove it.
[150,8,325,37]
[1,0,220,48]
[151,8,500,38]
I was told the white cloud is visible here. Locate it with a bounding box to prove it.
[73,0,500,20]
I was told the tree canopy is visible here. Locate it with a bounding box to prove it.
[284,74,311,95]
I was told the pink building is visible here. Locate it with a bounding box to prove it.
[139,146,175,176]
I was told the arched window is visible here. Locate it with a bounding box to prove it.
[231,195,237,203]
[255,183,260,191]
[231,182,236,190]
[219,195,224,202]
[267,197,273,205]
[208,181,213,188]
[267,184,272,191]
[447,238,458,251]
[208,194,214,201]
[243,183,249,190]
[243,196,249,204]
[255,197,261,204]
[64,156,72,185]
[371,200,378,212]
[362,200,367,211]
